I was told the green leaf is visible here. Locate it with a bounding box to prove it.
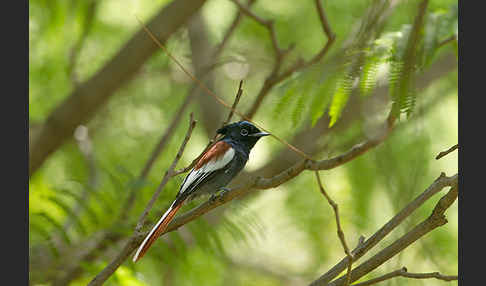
[328,73,354,127]
[310,76,335,126]
[291,92,308,127]
[359,56,381,97]
[273,84,297,119]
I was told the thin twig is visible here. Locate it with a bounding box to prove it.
[172,80,244,177]
[120,93,195,221]
[435,144,458,160]
[135,113,197,231]
[315,171,353,286]
[222,80,244,127]
[136,16,313,161]
[68,0,98,86]
[87,114,197,286]
[438,34,457,48]
[350,267,458,286]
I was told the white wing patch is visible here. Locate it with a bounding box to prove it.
[179,147,235,194]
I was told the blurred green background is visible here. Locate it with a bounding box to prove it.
[29,0,458,285]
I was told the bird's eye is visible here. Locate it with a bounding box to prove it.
[240,129,249,136]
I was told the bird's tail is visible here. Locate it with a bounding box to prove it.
[132,200,184,262]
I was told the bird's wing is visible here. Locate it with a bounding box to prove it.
[178,140,235,197]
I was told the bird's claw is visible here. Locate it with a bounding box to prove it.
[219,187,231,201]
[209,193,218,204]
[209,187,230,204]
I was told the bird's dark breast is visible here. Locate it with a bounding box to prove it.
[186,149,248,202]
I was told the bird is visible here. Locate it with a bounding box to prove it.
[132,120,270,262]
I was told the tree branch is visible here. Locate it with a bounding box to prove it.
[325,184,458,286]
[29,0,208,178]
[350,267,457,286]
[164,111,396,233]
[308,172,457,286]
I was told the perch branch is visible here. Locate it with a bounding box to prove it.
[86,108,396,285]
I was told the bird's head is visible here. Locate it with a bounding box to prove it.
[217,121,270,150]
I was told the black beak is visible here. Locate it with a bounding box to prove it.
[248,132,270,137]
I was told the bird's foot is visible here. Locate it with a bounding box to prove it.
[209,187,231,204]
[209,193,218,204]
[218,187,230,200]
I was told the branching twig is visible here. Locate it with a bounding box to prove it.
[350,267,458,286]
[87,114,197,286]
[324,184,458,286]
[235,0,336,118]
[309,172,457,286]
[435,144,458,160]
[315,171,353,286]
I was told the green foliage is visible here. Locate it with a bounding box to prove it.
[359,55,381,98]
[29,0,458,285]
[328,73,354,127]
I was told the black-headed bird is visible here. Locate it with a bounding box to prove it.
[133,121,270,262]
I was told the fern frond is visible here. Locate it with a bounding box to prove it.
[291,92,308,127]
[30,223,60,257]
[310,81,334,126]
[34,212,71,245]
[403,88,417,118]
[359,56,381,97]
[328,73,354,127]
[47,196,87,235]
